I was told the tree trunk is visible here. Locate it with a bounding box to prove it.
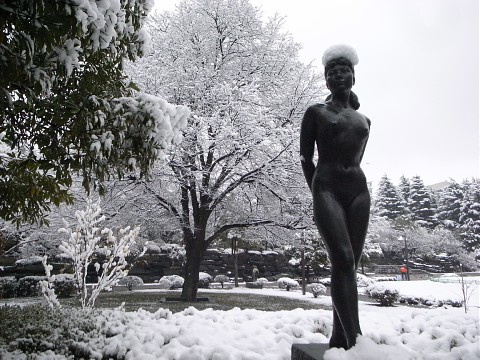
[232,238,239,287]
[181,243,204,301]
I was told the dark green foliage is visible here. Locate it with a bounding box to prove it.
[53,275,76,298]
[17,276,46,297]
[366,285,399,306]
[0,0,166,226]
[0,276,17,298]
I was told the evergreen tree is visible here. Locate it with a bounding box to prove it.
[408,176,437,228]
[459,179,480,252]
[436,180,464,229]
[374,174,406,220]
[0,0,190,226]
[397,175,411,216]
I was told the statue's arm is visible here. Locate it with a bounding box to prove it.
[300,106,317,191]
[359,117,371,164]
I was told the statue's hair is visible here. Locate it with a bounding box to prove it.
[324,57,355,77]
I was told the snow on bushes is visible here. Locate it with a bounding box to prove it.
[199,272,212,288]
[306,283,327,298]
[0,277,17,298]
[117,276,144,291]
[1,302,478,360]
[366,283,399,306]
[158,275,184,290]
[214,275,230,288]
[52,198,144,309]
[277,277,299,291]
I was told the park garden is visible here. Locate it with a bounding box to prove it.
[0,0,479,359]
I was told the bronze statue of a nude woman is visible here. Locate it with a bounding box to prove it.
[300,45,370,350]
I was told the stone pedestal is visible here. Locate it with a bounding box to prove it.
[291,343,330,360]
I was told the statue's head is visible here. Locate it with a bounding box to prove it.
[322,44,360,109]
[322,44,359,76]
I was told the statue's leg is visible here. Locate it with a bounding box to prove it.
[312,191,356,349]
[330,310,348,349]
[345,190,371,337]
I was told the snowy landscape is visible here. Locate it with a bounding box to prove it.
[1,278,479,359]
[1,0,479,359]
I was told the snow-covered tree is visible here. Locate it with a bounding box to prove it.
[374,174,406,220]
[408,176,437,228]
[397,175,411,213]
[57,198,143,309]
[436,180,464,229]
[460,179,480,252]
[127,0,321,301]
[0,0,190,226]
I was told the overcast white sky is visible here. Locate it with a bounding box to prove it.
[153,0,479,188]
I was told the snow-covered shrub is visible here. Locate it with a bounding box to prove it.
[0,276,17,298]
[277,277,299,291]
[158,275,184,290]
[214,275,230,288]
[318,277,331,286]
[160,244,186,264]
[17,276,46,297]
[0,304,99,358]
[254,277,269,288]
[53,274,76,298]
[53,198,144,309]
[366,283,399,306]
[118,276,144,291]
[306,283,327,298]
[357,273,375,287]
[40,256,59,307]
[198,272,212,288]
[15,256,43,266]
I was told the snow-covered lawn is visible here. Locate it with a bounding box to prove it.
[1,279,478,359]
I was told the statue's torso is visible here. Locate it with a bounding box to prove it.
[310,103,370,194]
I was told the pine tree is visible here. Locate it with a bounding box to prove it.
[436,180,464,229]
[459,179,480,252]
[374,174,406,220]
[408,176,437,228]
[397,175,411,216]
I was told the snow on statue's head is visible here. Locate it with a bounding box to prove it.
[322,44,359,77]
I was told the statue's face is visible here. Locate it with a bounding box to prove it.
[326,64,354,92]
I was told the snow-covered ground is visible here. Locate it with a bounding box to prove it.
[1,279,479,359]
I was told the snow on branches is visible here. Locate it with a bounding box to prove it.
[53,198,144,309]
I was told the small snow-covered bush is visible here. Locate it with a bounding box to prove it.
[357,273,375,287]
[53,274,76,298]
[277,277,299,291]
[198,272,212,288]
[158,275,184,289]
[254,277,269,288]
[306,283,327,298]
[0,276,17,298]
[118,276,144,291]
[214,275,230,288]
[318,277,331,286]
[17,276,46,297]
[366,283,399,306]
